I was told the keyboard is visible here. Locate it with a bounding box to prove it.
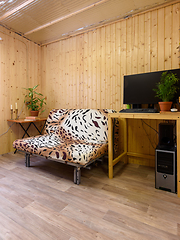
[119,108,159,113]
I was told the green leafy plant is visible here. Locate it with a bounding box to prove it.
[24,85,46,113]
[153,71,179,102]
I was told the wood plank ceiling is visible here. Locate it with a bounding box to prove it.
[0,0,176,45]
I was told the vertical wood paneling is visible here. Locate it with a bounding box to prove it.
[165,5,173,70]
[65,38,70,108]
[172,3,180,69]
[132,16,138,74]
[69,37,75,108]
[158,8,165,70]
[0,26,41,154]
[111,24,116,110]
[138,14,145,73]
[144,12,151,72]
[72,38,77,108]
[151,10,158,72]
[60,41,65,108]
[100,27,106,109]
[120,20,126,110]
[83,33,88,108]
[88,32,93,108]
[76,36,80,108]
[115,21,120,110]
[92,31,97,109]
[126,18,132,75]
[106,25,111,109]
[96,28,101,108]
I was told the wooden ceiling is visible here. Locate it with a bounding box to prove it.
[0,0,176,45]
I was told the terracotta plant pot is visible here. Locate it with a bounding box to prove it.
[30,110,39,116]
[158,102,172,112]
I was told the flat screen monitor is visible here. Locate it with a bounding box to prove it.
[123,68,180,106]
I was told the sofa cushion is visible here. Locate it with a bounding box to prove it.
[13,134,107,165]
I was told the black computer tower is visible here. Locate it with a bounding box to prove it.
[155,147,177,193]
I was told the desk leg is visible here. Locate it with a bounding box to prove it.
[108,116,114,179]
[177,119,180,197]
[124,118,128,164]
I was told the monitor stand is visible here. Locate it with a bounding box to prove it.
[132,104,141,109]
[148,103,155,109]
[132,104,155,109]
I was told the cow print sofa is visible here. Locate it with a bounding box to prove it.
[13,109,116,184]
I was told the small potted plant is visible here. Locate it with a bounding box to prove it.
[24,85,46,116]
[153,71,179,112]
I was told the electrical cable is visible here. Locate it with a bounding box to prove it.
[0,122,15,137]
[141,119,158,133]
[141,120,158,150]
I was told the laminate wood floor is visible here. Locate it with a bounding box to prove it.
[0,152,179,240]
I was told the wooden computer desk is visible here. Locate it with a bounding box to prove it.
[108,112,180,197]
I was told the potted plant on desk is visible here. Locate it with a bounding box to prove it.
[24,85,46,116]
[153,71,179,112]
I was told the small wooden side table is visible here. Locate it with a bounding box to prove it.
[7,117,47,139]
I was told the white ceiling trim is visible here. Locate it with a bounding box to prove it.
[0,0,36,21]
[40,0,178,46]
[24,0,109,36]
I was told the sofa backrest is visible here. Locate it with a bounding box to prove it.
[61,109,115,143]
[45,109,69,134]
[45,109,115,143]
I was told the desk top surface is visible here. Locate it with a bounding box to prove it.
[7,117,47,123]
[108,112,180,120]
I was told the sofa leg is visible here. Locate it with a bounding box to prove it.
[74,167,81,185]
[25,153,30,167]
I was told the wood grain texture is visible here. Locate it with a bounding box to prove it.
[0,152,180,239]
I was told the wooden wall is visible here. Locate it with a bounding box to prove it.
[0,26,41,154]
[41,2,180,166]
[42,3,180,112]
[0,2,180,164]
